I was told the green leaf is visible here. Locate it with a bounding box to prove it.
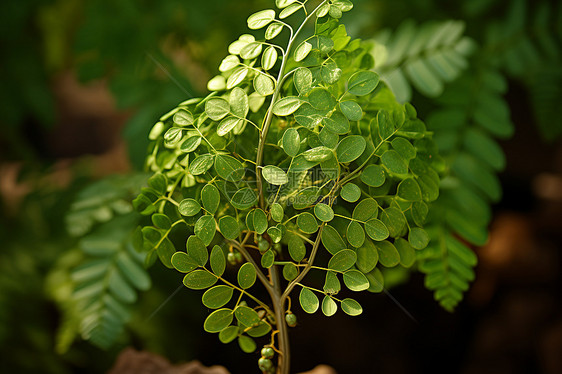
[171,252,199,273]
[320,61,342,85]
[204,308,234,333]
[147,173,167,194]
[318,35,334,53]
[297,212,318,234]
[238,335,257,353]
[356,239,378,273]
[238,263,257,289]
[271,203,284,222]
[201,184,220,214]
[116,252,151,291]
[364,219,389,241]
[343,270,370,291]
[261,249,275,268]
[152,214,171,230]
[173,109,194,126]
[157,238,175,268]
[219,55,240,72]
[195,215,216,246]
[288,234,306,262]
[247,321,272,337]
[299,288,319,314]
[346,221,365,248]
[391,137,416,160]
[218,215,241,240]
[365,268,384,293]
[336,135,366,163]
[186,235,208,267]
[328,249,357,271]
[217,116,243,137]
[206,98,230,121]
[340,183,361,202]
[265,23,283,39]
[245,209,256,231]
[247,9,276,29]
[262,165,288,185]
[294,67,313,95]
[340,101,363,121]
[321,157,340,180]
[210,245,226,276]
[347,71,380,96]
[240,42,263,60]
[279,3,301,19]
[253,208,268,235]
[273,96,303,116]
[283,263,298,280]
[314,203,334,222]
[164,127,183,146]
[303,146,333,163]
[352,198,379,222]
[329,5,342,18]
[183,270,217,290]
[235,305,261,327]
[262,46,278,70]
[189,154,215,176]
[397,178,422,201]
[323,271,341,294]
[380,207,406,237]
[307,88,336,112]
[231,187,258,210]
[361,165,385,187]
[322,296,338,317]
[321,225,346,254]
[404,59,443,97]
[282,128,301,157]
[408,227,429,249]
[276,0,297,9]
[202,286,233,309]
[227,67,249,89]
[295,41,312,62]
[254,74,275,96]
[412,201,428,226]
[229,87,249,118]
[181,136,202,153]
[341,298,362,316]
[215,155,245,182]
[208,75,226,91]
[375,110,394,141]
[323,112,350,135]
[267,226,282,243]
[394,238,415,267]
[319,127,339,148]
[381,150,408,174]
[376,241,400,267]
[219,326,239,343]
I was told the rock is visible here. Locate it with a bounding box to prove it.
[107,348,230,374]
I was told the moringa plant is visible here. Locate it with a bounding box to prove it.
[133,0,443,372]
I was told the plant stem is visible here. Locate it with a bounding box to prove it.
[270,265,290,374]
[252,3,328,374]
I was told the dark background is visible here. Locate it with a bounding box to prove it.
[0,0,561,373]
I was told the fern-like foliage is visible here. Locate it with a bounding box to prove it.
[485,0,562,140]
[53,175,151,352]
[372,20,476,102]
[368,9,526,311]
[417,65,513,311]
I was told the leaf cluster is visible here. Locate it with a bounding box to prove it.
[134,0,443,359]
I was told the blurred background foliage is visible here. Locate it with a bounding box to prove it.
[1,0,561,373]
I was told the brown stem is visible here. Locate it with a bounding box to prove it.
[270,266,290,374]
